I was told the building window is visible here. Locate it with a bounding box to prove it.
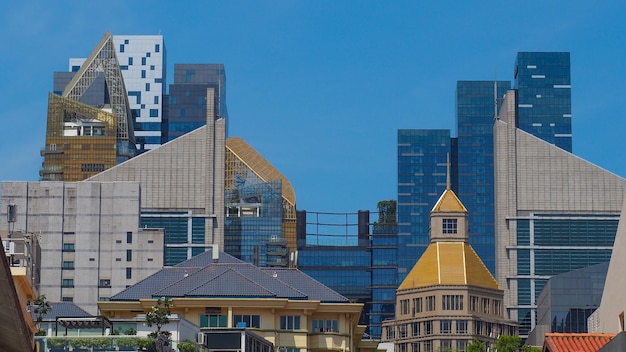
[154,96,159,104]
[128,57,133,65]
[142,57,146,65]
[62,243,75,252]
[62,297,73,302]
[424,340,433,352]
[126,250,132,262]
[481,298,490,314]
[146,83,150,91]
[398,324,407,338]
[457,320,468,334]
[99,279,111,288]
[413,297,423,314]
[426,295,436,311]
[474,320,483,335]
[150,109,159,117]
[99,297,111,302]
[233,314,260,328]
[155,44,160,53]
[200,314,227,328]
[401,299,410,315]
[62,279,74,288]
[470,296,479,312]
[119,44,125,53]
[441,340,452,350]
[440,320,452,334]
[126,268,132,279]
[386,326,395,339]
[398,343,407,352]
[127,232,132,244]
[280,316,300,330]
[493,300,501,316]
[442,295,464,310]
[141,70,146,78]
[62,261,74,269]
[457,340,468,352]
[411,342,420,352]
[424,321,433,335]
[443,218,457,234]
[312,319,338,333]
[411,322,420,336]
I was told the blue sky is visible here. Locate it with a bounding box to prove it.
[1,1,625,213]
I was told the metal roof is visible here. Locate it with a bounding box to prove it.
[112,251,349,303]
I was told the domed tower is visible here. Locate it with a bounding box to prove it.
[382,184,517,351]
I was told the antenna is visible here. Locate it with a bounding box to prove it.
[494,68,499,120]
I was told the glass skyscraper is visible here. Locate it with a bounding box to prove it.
[166,64,228,142]
[397,129,452,282]
[514,52,572,152]
[456,80,511,273]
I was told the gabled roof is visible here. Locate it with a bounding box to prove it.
[398,241,500,290]
[32,302,92,321]
[111,251,349,303]
[542,333,615,352]
[432,189,467,212]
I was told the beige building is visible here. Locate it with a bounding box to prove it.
[98,251,381,352]
[382,187,517,352]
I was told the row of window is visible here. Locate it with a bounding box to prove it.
[396,339,469,352]
[388,320,468,338]
[199,314,339,332]
[400,295,501,316]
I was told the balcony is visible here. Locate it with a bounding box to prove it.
[308,332,348,351]
[40,147,64,156]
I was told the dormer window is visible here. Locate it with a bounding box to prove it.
[442,218,457,234]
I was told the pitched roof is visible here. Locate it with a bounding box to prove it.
[398,241,500,290]
[32,302,92,321]
[432,189,467,212]
[542,333,615,352]
[112,251,349,303]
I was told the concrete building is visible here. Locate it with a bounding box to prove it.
[0,182,165,314]
[588,198,626,334]
[382,186,517,352]
[494,89,626,336]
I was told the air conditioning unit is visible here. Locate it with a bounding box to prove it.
[197,332,206,345]
[2,241,16,255]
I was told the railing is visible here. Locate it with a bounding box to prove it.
[34,336,157,352]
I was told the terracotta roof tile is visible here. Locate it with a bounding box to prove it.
[543,333,615,352]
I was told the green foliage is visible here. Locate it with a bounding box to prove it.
[69,337,112,349]
[496,335,522,352]
[145,297,172,333]
[467,338,486,352]
[124,326,137,335]
[47,338,69,348]
[521,345,542,352]
[178,340,201,352]
[30,294,52,325]
[34,329,47,336]
[376,200,397,224]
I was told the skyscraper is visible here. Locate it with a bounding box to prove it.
[166,64,227,142]
[514,52,572,152]
[456,80,511,273]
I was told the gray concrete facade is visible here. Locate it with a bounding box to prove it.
[494,89,626,335]
[0,181,164,314]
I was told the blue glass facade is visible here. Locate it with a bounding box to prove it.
[514,214,617,335]
[140,212,206,266]
[514,52,572,152]
[369,222,398,339]
[397,129,452,282]
[166,64,228,142]
[456,81,510,274]
[224,180,284,267]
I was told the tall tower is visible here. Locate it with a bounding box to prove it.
[514,52,572,152]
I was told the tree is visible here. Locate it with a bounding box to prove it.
[30,294,52,335]
[467,338,486,352]
[496,335,522,352]
[145,297,172,333]
[521,345,542,352]
[377,200,397,224]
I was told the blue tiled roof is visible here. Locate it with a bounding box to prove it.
[111,252,348,303]
[32,302,92,321]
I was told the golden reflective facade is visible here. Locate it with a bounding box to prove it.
[225,137,297,254]
[40,94,117,181]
